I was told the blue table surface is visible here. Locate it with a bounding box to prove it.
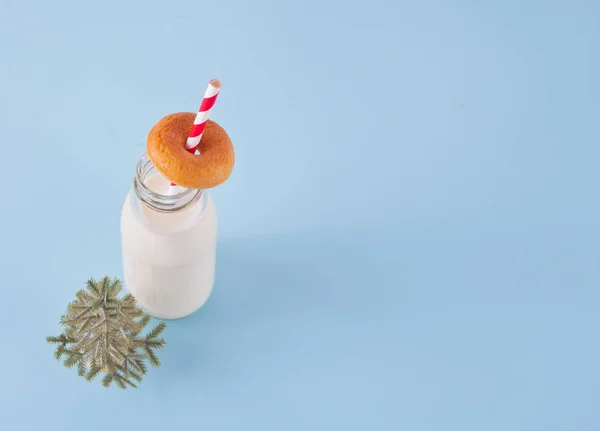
[1,0,599,429]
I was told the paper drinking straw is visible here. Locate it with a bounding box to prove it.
[186,79,221,152]
[168,79,221,194]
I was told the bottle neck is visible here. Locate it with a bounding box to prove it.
[133,154,204,213]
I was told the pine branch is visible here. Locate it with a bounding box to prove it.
[144,339,166,349]
[94,339,103,367]
[102,372,114,388]
[115,298,138,314]
[81,345,93,362]
[48,276,166,389]
[137,314,152,331]
[73,331,93,350]
[66,304,95,323]
[76,316,94,335]
[131,358,148,375]
[46,335,72,344]
[109,277,122,297]
[103,297,122,310]
[72,290,95,308]
[91,298,105,311]
[86,366,103,382]
[127,369,143,383]
[146,322,166,340]
[113,374,128,389]
[111,307,128,321]
[144,346,161,367]
[108,349,125,366]
[119,327,129,342]
[77,359,87,377]
[63,351,82,368]
[110,343,130,365]
[121,293,135,303]
[119,375,138,389]
[90,315,107,330]
[54,345,66,360]
[86,278,100,296]
[124,359,137,375]
[100,276,109,302]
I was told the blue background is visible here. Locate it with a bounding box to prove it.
[1,0,599,429]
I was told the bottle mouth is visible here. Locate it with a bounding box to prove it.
[133,154,203,213]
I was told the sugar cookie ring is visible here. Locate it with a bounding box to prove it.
[146,112,234,189]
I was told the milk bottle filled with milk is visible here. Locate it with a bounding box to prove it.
[120,153,218,319]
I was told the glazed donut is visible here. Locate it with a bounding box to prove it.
[146,112,234,189]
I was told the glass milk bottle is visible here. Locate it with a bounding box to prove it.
[120,154,217,319]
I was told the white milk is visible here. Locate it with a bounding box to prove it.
[120,158,217,319]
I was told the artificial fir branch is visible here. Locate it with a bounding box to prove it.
[46,276,166,389]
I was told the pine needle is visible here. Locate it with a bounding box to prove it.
[86,366,102,382]
[86,278,100,296]
[46,335,68,344]
[77,359,87,377]
[64,352,81,368]
[120,375,138,388]
[127,369,143,383]
[114,374,127,389]
[102,373,114,388]
[132,358,148,375]
[139,314,152,329]
[54,345,66,360]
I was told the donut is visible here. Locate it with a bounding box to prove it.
[146,112,234,189]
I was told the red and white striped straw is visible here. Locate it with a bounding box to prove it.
[186,78,221,152]
[169,79,221,190]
